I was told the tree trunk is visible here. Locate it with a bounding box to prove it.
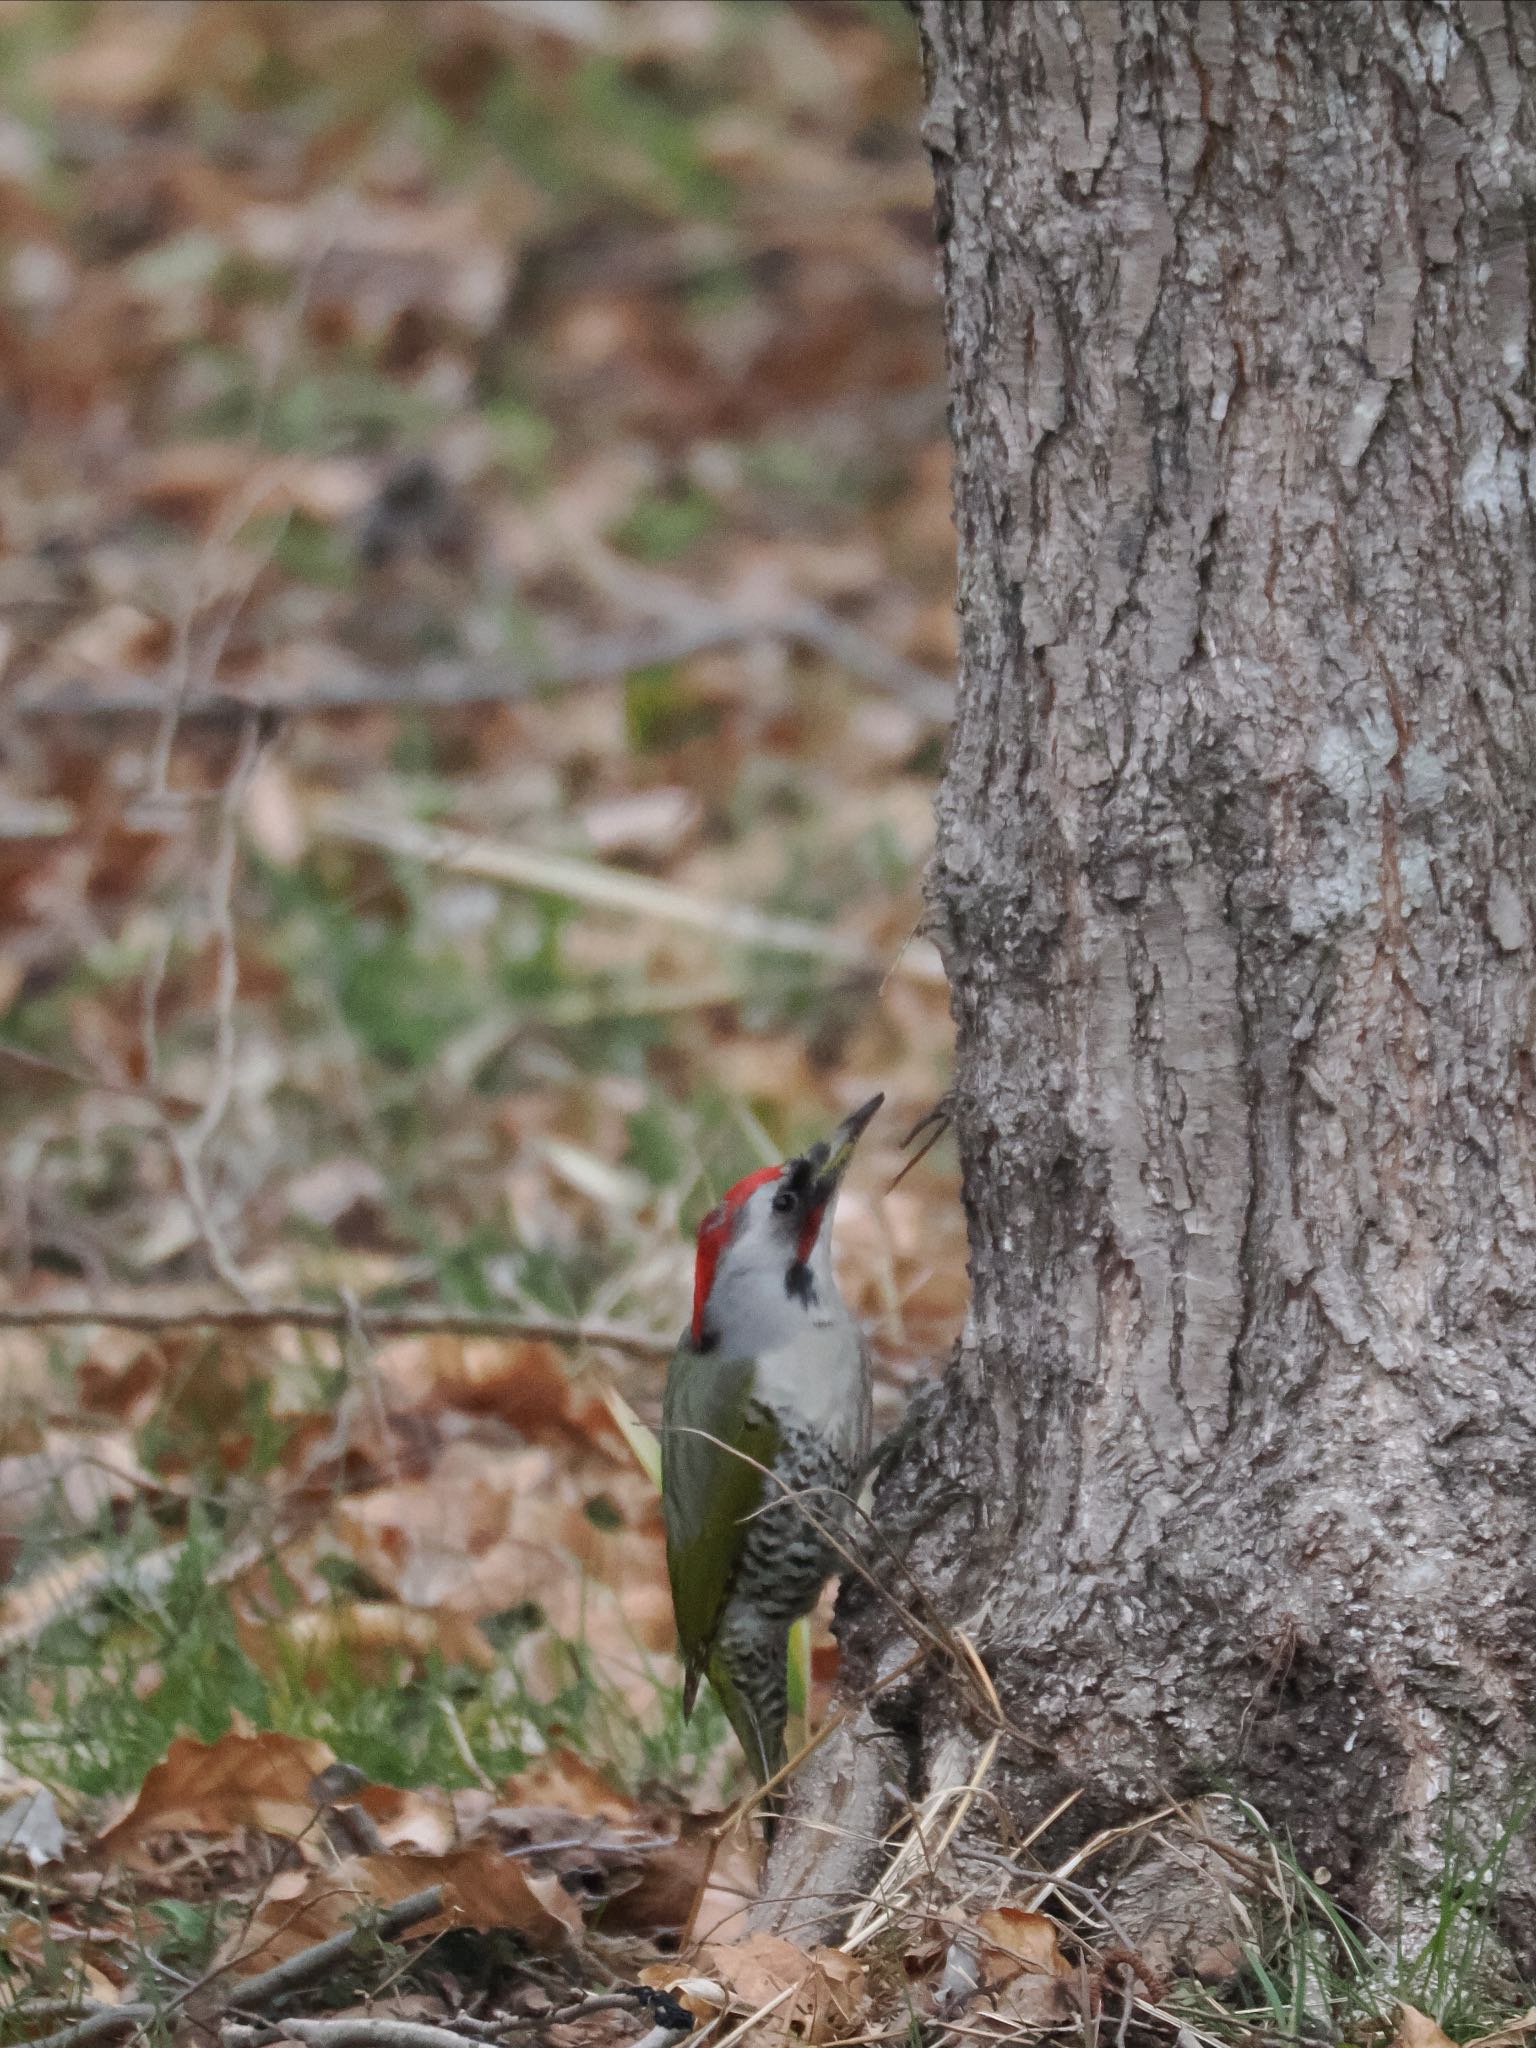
[765,0,1536,1967]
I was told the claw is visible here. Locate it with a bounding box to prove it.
[888,1093,953,1191]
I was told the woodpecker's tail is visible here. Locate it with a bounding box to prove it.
[708,1623,789,1839]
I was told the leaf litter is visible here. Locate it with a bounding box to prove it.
[0,2,988,2042]
[0,4,1491,2047]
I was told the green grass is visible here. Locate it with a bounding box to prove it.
[0,1491,720,1805]
[0,756,893,1870]
[1166,1794,1536,2048]
[610,484,720,565]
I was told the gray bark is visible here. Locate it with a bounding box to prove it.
[766,0,1536,1965]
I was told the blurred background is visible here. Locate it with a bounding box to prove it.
[0,0,959,1812]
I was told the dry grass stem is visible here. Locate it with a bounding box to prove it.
[315,803,946,985]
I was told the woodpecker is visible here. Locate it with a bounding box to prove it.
[661,1094,882,1814]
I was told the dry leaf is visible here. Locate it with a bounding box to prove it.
[2,1909,128,2005]
[700,1932,868,2043]
[96,1730,335,1862]
[599,1811,757,1940]
[0,1786,66,1866]
[0,1430,158,1552]
[502,1748,633,1819]
[975,1905,1072,1987]
[581,786,702,859]
[347,1782,458,1855]
[1395,2008,1462,2048]
[638,1974,728,2028]
[235,1601,496,1682]
[223,1847,578,1975]
[986,1972,1081,2030]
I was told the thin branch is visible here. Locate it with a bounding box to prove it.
[0,2002,108,2026]
[0,1294,673,1358]
[486,1993,661,2036]
[0,1042,199,1116]
[222,2025,479,2048]
[158,714,267,1306]
[18,2007,159,2048]
[15,624,728,724]
[219,1887,446,2018]
[224,1988,699,2048]
[14,613,951,727]
[22,1889,451,2048]
[783,601,954,722]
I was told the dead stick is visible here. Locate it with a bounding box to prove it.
[17,2009,159,2048]
[13,614,950,726]
[0,1298,672,1359]
[10,625,740,724]
[222,2025,479,2048]
[219,1887,446,2017]
[21,1890,452,2048]
[223,1999,694,2048]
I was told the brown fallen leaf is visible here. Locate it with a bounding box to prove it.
[2,1908,128,2005]
[501,1748,633,1820]
[0,1785,66,1867]
[1395,2007,1462,2048]
[0,1428,160,1558]
[699,1931,867,2044]
[235,1600,497,1682]
[638,1974,728,2029]
[598,1810,757,1941]
[222,1846,579,1975]
[327,1438,574,1613]
[975,1904,1073,1988]
[351,1781,459,1856]
[985,1971,1081,2030]
[96,1730,335,1864]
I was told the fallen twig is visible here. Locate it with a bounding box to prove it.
[0,1294,672,1357]
[399,1992,678,2042]
[14,612,952,727]
[314,803,947,986]
[221,1991,697,2048]
[12,625,741,725]
[16,2008,159,2048]
[557,528,952,724]
[22,1888,452,2048]
[0,2001,106,2025]
[0,1042,200,1116]
[150,713,268,1306]
[222,2026,474,2048]
[218,1886,447,2016]
[784,601,953,722]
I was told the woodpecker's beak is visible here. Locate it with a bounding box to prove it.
[815,1092,883,1194]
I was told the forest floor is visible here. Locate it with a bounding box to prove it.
[0,6,1525,2048]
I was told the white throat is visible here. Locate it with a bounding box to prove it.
[697,1189,869,1454]
[708,1219,841,1351]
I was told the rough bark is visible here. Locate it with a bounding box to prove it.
[768,0,1536,1964]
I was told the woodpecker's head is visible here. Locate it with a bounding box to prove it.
[690,1093,883,1348]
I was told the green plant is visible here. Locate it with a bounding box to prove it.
[1165,1793,1536,2048]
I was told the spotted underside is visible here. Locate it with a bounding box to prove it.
[728,1405,858,1622]
[707,1407,859,1786]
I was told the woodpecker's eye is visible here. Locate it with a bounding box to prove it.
[771,1187,796,1214]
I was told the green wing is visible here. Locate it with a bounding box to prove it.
[661,1343,778,1711]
